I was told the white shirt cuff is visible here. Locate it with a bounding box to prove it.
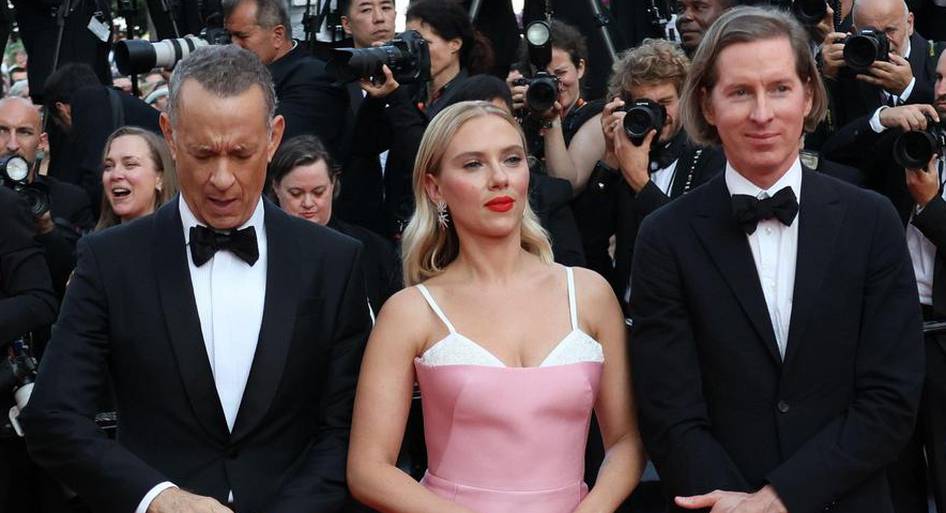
[899,76,916,102]
[135,482,177,513]
[869,107,889,133]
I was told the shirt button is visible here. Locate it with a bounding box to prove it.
[765,227,773,234]
[777,400,790,414]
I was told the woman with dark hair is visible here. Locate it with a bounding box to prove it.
[269,135,401,312]
[96,126,177,231]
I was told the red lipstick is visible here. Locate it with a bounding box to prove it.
[485,196,515,212]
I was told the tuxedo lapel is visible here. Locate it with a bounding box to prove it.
[783,170,844,368]
[153,198,229,443]
[230,201,301,443]
[691,175,782,364]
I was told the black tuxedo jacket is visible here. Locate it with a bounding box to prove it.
[21,197,371,513]
[829,32,940,130]
[628,169,924,513]
[613,145,725,305]
[912,188,946,318]
[269,42,348,157]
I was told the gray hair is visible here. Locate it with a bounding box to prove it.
[679,6,827,146]
[166,45,278,130]
[222,0,292,30]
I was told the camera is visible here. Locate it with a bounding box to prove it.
[0,155,50,217]
[893,122,946,169]
[623,99,667,144]
[514,21,562,114]
[328,30,431,85]
[114,26,231,76]
[842,27,890,73]
[5,336,38,438]
[791,0,828,26]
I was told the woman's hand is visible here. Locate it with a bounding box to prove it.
[506,69,528,112]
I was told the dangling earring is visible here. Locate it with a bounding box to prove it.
[436,201,450,230]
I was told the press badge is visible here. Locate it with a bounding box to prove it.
[88,15,111,43]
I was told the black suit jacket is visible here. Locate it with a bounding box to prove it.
[911,185,946,318]
[629,169,924,513]
[829,32,940,130]
[21,197,371,513]
[614,145,725,305]
[269,42,348,157]
[0,186,56,345]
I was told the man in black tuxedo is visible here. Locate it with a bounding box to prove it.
[224,0,348,157]
[629,7,924,513]
[604,38,725,307]
[43,63,162,214]
[819,0,942,130]
[21,45,371,513]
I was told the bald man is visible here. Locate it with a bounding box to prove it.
[0,97,94,300]
[820,0,943,129]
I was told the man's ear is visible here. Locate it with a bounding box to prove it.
[267,114,286,162]
[700,87,716,126]
[39,132,49,151]
[159,112,177,160]
[341,16,353,37]
[272,24,287,47]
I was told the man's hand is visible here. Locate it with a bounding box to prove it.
[601,97,626,159]
[820,32,847,79]
[676,485,788,513]
[811,7,836,49]
[906,153,941,209]
[857,53,914,95]
[359,64,399,98]
[612,121,655,193]
[879,104,940,131]
[35,211,55,235]
[506,69,528,112]
[147,488,234,513]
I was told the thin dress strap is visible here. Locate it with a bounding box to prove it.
[416,284,457,334]
[566,267,578,331]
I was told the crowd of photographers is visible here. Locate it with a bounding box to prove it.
[1,0,946,511]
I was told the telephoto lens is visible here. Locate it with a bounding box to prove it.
[329,30,431,85]
[792,0,828,26]
[893,123,946,169]
[524,73,559,113]
[842,27,890,73]
[623,99,667,144]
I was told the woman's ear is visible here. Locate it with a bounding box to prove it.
[576,59,586,81]
[423,173,443,205]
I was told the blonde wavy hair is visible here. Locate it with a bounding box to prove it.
[401,101,553,286]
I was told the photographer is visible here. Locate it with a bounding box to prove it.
[819,0,942,129]
[602,39,725,306]
[333,0,396,236]
[353,0,493,239]
[223,0,347,153]
[0,96,94,300]
[0,186,56,512]
[43,63,161,214]
[676,0,738,56]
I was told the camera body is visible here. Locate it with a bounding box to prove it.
[622,99,667,144]
[842,27,890,73]
[893,122,946,170]
[513,72,561,113]
[328,30,431,85]
[0,155,50,217]
[5,336,38,438]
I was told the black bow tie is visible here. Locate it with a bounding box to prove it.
[189,225,259,267]
[731,187,799,235]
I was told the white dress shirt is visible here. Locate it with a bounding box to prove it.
[869,41,916,133]
[725,158,803,358]
[136,196,268,513]
[907,157,946,305]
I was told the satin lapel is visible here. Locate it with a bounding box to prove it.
[153,198,229,443]
[691,175,782,364]
[230,200,299,443]
[782,170,843,369]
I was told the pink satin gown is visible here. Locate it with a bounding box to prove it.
[413,267,604,513]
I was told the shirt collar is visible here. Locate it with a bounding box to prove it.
[903,39,911,59]
[180,194,265,245]
[725,156,803,204]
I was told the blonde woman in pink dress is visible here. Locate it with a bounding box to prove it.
[348,101,645,513]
